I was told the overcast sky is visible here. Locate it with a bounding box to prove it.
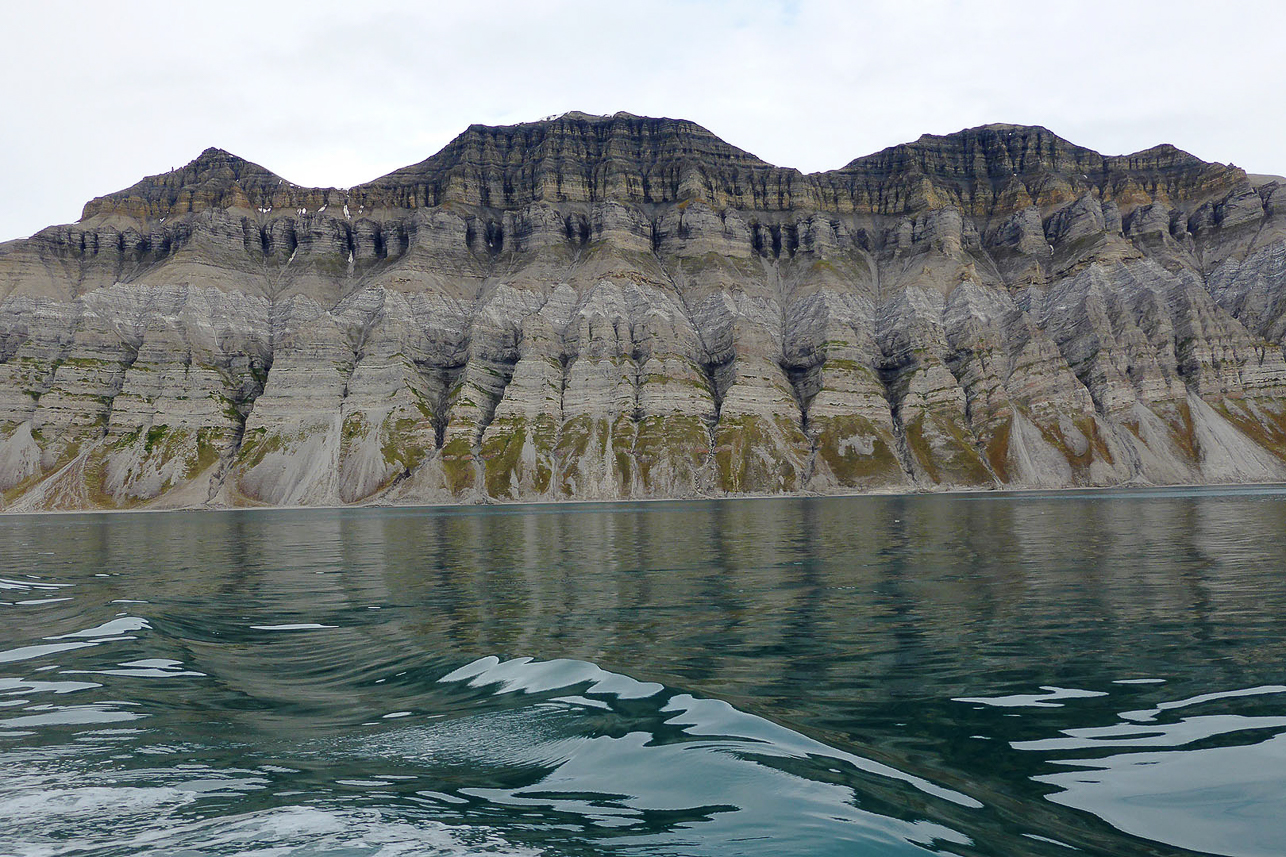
[2,0,1283,241]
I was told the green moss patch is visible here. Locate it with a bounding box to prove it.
[904,411,993,486]
[713,413,806,493]
[814,415,905,488]
[440,434,476,495]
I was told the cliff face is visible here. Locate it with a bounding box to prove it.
[2,112,1285,511]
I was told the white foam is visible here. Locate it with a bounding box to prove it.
[0,785,194,822]
[44,805,539,856]
[0,761,541,857]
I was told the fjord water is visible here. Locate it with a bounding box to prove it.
[3,490,1286,857]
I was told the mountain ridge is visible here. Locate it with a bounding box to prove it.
[78,115,1248,225]
[2,113,1284,511]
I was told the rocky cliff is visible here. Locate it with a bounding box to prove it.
[2,112,1285,510]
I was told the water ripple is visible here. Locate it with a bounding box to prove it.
[987,682,1286,856]
[3,491,1286,855]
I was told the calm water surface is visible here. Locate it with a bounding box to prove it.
[2,488,1286,856]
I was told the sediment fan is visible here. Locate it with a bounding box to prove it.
[1,112,1284,511]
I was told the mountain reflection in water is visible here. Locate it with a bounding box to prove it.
[2,488,1286,856]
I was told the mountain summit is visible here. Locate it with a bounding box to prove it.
[82,147,290,221]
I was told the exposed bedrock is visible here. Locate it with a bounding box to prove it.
[2,114,1285,509]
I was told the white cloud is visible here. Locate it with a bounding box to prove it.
[2,0,1283,241]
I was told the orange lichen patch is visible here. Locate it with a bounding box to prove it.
[1031,413,1113,478]
[983,417,1013,484]
[904,411,994,486]
[1215,399,1286,461]
[1160,401,1200,463]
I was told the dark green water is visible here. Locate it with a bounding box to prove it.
[3,488,1286,856]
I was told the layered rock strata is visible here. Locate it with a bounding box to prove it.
[2,113,1285,510]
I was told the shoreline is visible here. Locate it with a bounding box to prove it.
[4,480,1286,519]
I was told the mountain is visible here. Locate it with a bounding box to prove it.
[1,112,1284,510]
